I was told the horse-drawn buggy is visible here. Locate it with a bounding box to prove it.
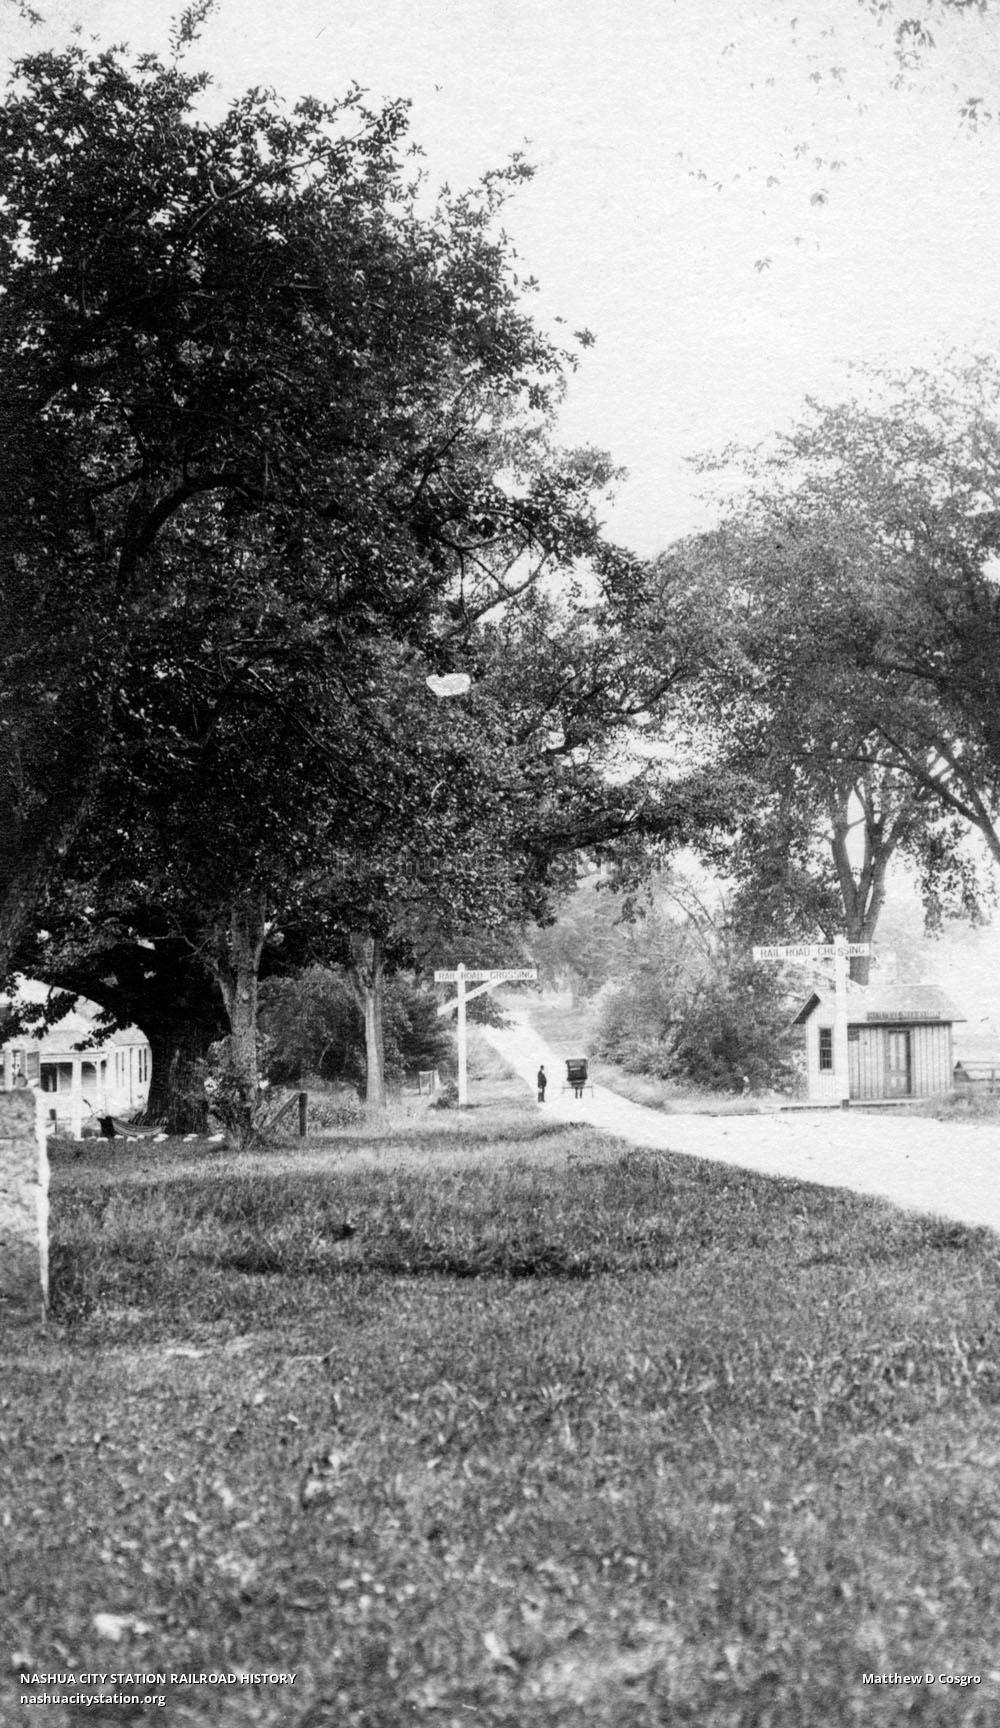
[564,1058,590,1099]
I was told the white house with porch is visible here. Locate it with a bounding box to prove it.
[1,980,151,1138]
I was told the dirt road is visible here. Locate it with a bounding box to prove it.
[481,1011,1000,1235]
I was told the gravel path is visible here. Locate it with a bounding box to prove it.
[481,1011,1000,1235]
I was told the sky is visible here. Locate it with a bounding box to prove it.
[5,0,1000,560]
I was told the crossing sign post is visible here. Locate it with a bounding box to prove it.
[751,937,872,1106]
[434,965,537,1106]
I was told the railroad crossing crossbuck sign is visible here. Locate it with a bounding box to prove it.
[751,943,871,962]
[434,965,538,1106]
[751,937,871,1106]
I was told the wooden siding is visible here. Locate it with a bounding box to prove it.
[806,1013,953,1101]
[848,1022,952,1100]
[911,1022,953,1095]
[851,1028,883,1100]
[805,1019,840,1102]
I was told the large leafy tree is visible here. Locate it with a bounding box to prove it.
[0,32,590,971]
[668,526,980,980]
[667,364,1000,973]
[758,367,1000,868]
[0,33,670,1113]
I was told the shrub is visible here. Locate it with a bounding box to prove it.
[430,1079,460,1109]
[259,965,451,1088]
[305,1093,366,1130]
[596,956,794,1092]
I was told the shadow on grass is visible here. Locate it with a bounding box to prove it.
[47,1140,1000,1354]
[218,1239,613,1279]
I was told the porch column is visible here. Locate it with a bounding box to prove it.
[69,1057,84,1141]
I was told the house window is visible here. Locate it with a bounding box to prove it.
[818,1028,834,1071]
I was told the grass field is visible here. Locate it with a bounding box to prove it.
[5,1042,1000,1725]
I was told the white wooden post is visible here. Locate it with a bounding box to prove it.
[70,1056,83,1141]
[434,966,537,1107]
[456,964,468,1108]
[833,936,850,1107]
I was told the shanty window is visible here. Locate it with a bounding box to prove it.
[818,1028,833,1071]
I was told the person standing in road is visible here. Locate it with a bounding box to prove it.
[537,1065,547,1103]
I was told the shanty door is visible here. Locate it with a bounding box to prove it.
[885,1029,912,1097]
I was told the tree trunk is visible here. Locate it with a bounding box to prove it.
[348,930,386,1109]
[210,896,268,1142]
[214,897,267,1090]
[828,790,890,986]
[143,1018,211,1135]
[0,875,39,987]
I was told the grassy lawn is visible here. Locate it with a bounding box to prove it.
[910,1091,1000,1124]
[5,1055,1000,1725]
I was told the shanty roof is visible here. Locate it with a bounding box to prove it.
[793,984,964,1027]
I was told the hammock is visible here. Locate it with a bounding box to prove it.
[98,1114,164,1140]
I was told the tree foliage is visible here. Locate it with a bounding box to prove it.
[0,34,590,964]
[259,966,450,1090]
[593,888,796,1092]
[669,363,1000,971]
[1,35,714,1123]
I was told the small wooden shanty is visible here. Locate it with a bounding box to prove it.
[793,984,963,1104]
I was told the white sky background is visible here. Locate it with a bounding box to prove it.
[6,0,1000,557]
